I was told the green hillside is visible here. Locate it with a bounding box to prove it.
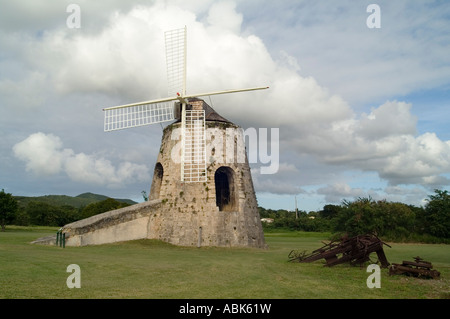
[14,192,137,209]
[76,192,137,205]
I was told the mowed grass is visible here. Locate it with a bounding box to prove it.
[0,226,449,299]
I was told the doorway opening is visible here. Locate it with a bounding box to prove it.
[214,166,237,211]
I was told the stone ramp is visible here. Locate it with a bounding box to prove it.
[31,234,57,246]
[32,199,162,247]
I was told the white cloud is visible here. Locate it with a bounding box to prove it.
[376,132,450,185]
[207,1,243,33]
[357,101,417,140]
[13,132,72,176]
[271,97,450,187]
[13,132,150,187]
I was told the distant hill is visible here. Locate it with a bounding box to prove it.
[76,192,137,205]
[14,192,137,208]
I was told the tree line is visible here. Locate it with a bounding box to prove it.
[259,189,449,243]
[1,188,449,243]
[0,189,129,230]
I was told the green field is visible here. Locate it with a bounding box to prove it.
[0,226,449,299]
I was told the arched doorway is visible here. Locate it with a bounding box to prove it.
[149,162,163,200]
[214,166,237,211]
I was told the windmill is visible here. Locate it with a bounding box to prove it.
[102,26,268,183]
[31,27,269,249]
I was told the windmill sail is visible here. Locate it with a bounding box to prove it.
[103,26,187,133]
[165,27,187,97]
[103,99,175,132]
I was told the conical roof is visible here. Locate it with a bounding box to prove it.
[187,97,232,123]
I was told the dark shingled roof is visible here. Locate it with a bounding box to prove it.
[187,97,231,123]
[172,97,233,124]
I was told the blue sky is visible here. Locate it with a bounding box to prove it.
[1,0,449,212]
[405,88,449,140]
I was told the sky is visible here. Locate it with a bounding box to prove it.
[1,0,449,212]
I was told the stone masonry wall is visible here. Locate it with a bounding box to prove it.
[61,200,162,246]
[148,114,266,248]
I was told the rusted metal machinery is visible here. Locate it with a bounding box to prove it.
[288,233,391,268]
[389,256,440,279]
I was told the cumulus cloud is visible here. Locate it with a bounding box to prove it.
[207,1,243,33]
[357,101,417,140]
[13,132,72,176]
[13,132,150,187]
[376,133,450,185]
[274,97,450,187]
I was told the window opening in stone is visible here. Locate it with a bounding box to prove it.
[149,162,163,200]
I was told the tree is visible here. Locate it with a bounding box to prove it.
[0,189,19,231]
[26,201,59,226]
[333,197,378,236]
[320,204,342,219]
[422,189,450,238]
[333,197,416,239]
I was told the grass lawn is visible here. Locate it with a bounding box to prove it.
[0,226,449,299]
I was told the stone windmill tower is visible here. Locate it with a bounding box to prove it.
[41,27,268,248]
[146,96,266,247]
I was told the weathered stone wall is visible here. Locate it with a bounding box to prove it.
[61,200,162,246]
[147,116,266,248]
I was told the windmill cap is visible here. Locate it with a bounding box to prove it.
[176,98,232,123]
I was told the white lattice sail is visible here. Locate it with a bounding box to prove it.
[165,27,186,97]
[104,101,174,132]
